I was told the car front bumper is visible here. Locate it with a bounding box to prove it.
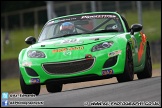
[19,48,126,85]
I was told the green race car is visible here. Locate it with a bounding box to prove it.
[19,12,152,95]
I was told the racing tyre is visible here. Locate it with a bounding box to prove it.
[137,43,152,79]
[117,44,134,82]
[46,82,63,93]
[20,73,40,95]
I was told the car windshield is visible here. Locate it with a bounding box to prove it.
[38,13,124,42]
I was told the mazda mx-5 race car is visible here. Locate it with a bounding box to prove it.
[18,12,152,95]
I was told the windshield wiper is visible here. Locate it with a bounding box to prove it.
[92,29,118,33]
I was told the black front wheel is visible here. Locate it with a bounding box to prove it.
[46,82,63,93]
[116,44,134,83]
[20,73,40,95]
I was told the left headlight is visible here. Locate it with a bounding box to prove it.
[28,50,46,58]
[91,41,113,52]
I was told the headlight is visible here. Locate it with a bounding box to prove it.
[91,41,113,52]
[28,50,46,58]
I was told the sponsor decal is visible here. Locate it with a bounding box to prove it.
[30,78,40,84]
[81,15,116,19]
[102,69,114,75]
[108,50,122,57]
[63,50,72,56]
[61,39,83,44]
[53,17,77,23]
[22,62,32,67]
[52,46,84,53]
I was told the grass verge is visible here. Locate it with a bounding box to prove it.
[1,77,20,93]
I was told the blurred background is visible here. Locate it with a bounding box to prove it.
[1,1,161,93]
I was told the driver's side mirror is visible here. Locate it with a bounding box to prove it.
[130,24,143,35]
[25,36,36,45]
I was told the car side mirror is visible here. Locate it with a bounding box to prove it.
[130,24,143,35]
[25,36,36,45]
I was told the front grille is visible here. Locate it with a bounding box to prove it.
[42,58,95,74]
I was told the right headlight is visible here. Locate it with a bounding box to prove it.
[91,41,113,52]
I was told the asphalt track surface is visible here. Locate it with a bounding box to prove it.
[7,76,161,107]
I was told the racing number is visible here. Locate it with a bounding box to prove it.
[62,39,77,43]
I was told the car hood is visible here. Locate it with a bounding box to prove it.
[30,33,120,49]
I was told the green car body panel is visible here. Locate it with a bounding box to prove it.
[19,12,148,86]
